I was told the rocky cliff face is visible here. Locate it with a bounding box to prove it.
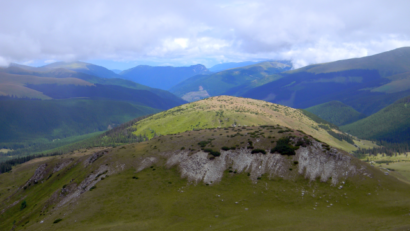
[138,139,367,186]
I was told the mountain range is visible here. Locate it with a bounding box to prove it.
[170,61,292,101]
[242,47,410,116]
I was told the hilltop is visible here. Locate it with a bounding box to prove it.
[127,96,366,152]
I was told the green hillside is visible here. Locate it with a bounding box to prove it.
[129,96,368,152]
[170,61,291,101]
[341,96,410,143]
[0,126,409,230]
[305,101,367,126]
[0,99,158,150]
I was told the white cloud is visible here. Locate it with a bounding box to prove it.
[0,0,409,67]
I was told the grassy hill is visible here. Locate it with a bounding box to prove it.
[128,96,365,152]
[0,125,409,230]
[120,64,210,90]
[305,101,367,126]
[170,61,292,101]
[341,95,410,143]
[241,47,410,116]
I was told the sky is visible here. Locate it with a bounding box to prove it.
[0,0,409,70]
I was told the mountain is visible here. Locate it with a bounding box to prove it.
[209,61,262,72]
[0,69,93,99]
[119,64,210,90]
[41,61,119,79]
[0,65,186,107]
[0,99,158,144]
[1,96,409,230]
[341,95,410,143]
[305,101,367,126]
[242,47,410,116]
[25,84,184,110]
[170,61,292,102]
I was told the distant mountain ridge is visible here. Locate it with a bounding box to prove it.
[119,64,210,90]
[241,47,410,116]
[170,61,292,101]
[209,61,262,72]
[0,64,186,108]
[41,61,119,79]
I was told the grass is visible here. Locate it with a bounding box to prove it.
[131,96,360,152]
[360,153,410,184]
[1,128,410,230]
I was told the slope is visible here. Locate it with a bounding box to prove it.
[0,126,409,230]
[129,96,361,152]
[305,101,367,126]
[170,61,292,101]
[340,95,410,143]
[242,47,410,115]
[120,64,210,90]
[0,99,159,143]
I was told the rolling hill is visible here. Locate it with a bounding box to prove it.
[119,64,210,90]
[170,61,292,102]
[341,95,410,143]
[0,108,409,230]
[125,96,365,152]
[305,101,367,126]
[241,47,410,116]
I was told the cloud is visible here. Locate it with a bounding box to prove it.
[0,0,409,67]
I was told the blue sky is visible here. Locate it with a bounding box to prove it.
[1,0,410,70]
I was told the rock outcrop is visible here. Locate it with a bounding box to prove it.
[138,139,364,186]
